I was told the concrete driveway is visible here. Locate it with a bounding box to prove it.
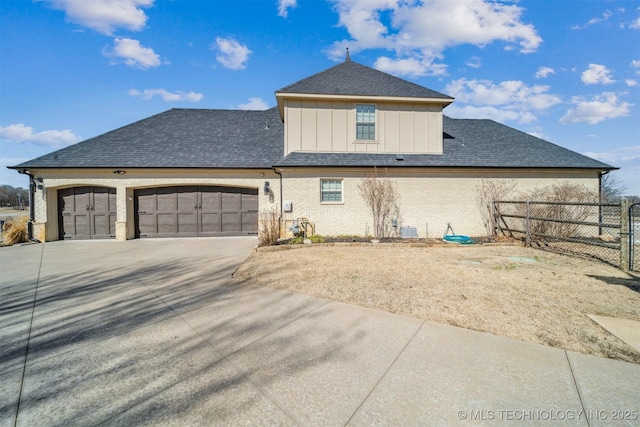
[1,238,639,426]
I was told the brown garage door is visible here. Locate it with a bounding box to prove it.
[134,186,258,238]
[58,186,117,240]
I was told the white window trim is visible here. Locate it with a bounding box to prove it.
[320,178,344,204]
[355,103,377,143]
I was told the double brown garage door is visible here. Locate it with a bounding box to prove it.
[58,185,259,240]
[134,186,259,238]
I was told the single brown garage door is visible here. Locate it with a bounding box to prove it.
[134,186,258,238]
[58,186,117,240]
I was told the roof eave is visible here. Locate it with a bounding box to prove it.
[275,92,454,118]
[7,165,278,171]
[272,162,617,171]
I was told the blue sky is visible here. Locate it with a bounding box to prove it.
[1,0,638,195]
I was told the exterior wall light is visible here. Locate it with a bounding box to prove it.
[264,181,271,195]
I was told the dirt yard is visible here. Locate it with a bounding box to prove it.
[234,244,640,364]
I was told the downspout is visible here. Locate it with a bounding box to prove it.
[598,170,610,236]
[273,167,283,216]
[17,169,41,243]
[599,170,609,203]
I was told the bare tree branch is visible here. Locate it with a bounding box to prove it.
[358,168,401,238]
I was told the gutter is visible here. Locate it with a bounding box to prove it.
[273,167,283,217]
[597,170,611,236]
[17,169,41,243]
[598,170,610,203]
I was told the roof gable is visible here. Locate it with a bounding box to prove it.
[276,59,453,100]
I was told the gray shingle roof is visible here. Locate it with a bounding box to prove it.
[11,111,613,171]
[273,116,614,170]
[276,59,453,100]
[12,108,284,169]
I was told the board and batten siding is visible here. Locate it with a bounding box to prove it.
[283,99,444,155]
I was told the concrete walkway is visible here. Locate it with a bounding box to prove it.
[1,239,638,426]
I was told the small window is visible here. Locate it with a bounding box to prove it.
[320,179,343,203]
[356,104,375,140]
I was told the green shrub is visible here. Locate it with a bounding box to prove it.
[308,234,325,243]
[289,236,304,244]
[289,235,325,244]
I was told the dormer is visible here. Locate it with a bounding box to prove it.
[275,55,454,156]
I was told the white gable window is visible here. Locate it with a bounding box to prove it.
[320,179,343,203]
[356,104,376,140]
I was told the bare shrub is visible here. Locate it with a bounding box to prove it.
[518,182,598,237]
[475,178,517,236]
[258,209,281,246]
[3,216,29,245]
[358,168,401,239]
[601,172,626,202]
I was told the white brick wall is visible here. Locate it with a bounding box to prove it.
[27,167,600,241]
[279,168,600,238]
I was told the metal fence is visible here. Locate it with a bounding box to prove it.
[493,200,639,270]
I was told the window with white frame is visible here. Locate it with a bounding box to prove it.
[320,179,343,203]
[356,104,376,140]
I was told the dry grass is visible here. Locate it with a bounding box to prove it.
[2,215,29,245]
[234,244,640,364]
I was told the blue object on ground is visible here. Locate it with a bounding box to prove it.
[443,223,475,244]
[443,235,475,244]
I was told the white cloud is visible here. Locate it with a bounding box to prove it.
[0,123,81,147]
[465,56,482,69]
[237,97,269,110]
[445,78,561,110]
[443,78,561,124]
[42,0,154,35]
[581,63,615,85]
[629,16,640,29]
[213,37,252,70]
[278,0,297,18]
[535,66,555,79]
[632,59,640,75]
[560,92,632,124]
[129,89,203,102]
[571,10,613,30]
[327,0,541,76]
[374,56,447,77]
[105,37,160,69]
[582,146,640,165]
[626,79,638,87]
[445,105,537,124]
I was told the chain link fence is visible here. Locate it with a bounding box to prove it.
[493,200,630,268]
[631,203,640,271]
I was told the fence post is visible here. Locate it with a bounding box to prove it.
[525,199,531,246]
[620,198,630,272]
[490,201,497,237]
